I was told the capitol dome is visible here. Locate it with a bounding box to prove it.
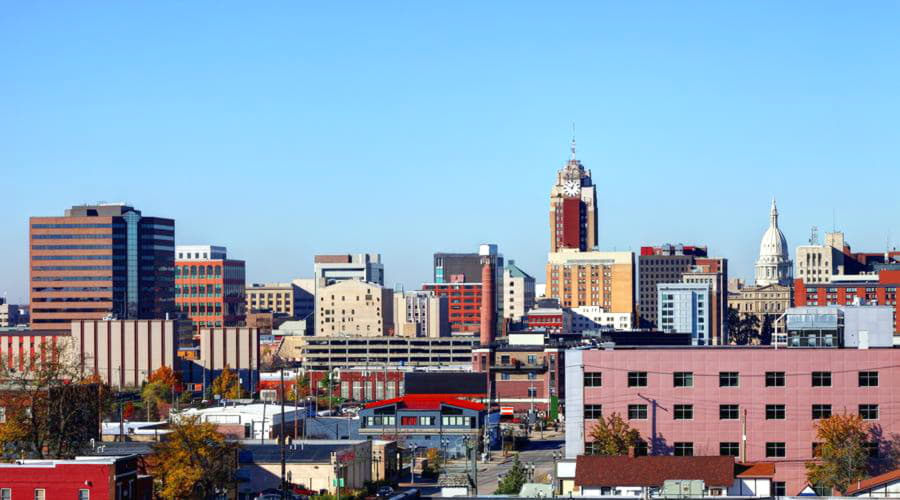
[755,198,793,286]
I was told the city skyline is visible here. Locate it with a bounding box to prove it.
[3,2,900,302]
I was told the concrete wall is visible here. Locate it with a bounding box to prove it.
[199,327,260,393]
[70,319,180,388]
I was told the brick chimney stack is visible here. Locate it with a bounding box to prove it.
[479,245,497,346]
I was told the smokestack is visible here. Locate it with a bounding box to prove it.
[479,249,496,346]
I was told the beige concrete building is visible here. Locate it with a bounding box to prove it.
[393,290,449,337]
[199,327,260,393]
[316,280,393,337]
[545,250,635,315]
[503,260,536,322]
[70,319,190,388]
[728,283,793,339]
[0,302,21,328]
[796,231,849,284]
[245,280,314,319]
[238,441,372,495]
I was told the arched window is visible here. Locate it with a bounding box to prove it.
[206,265,213,276]
[214,265,222,277]
[191,265,197,276]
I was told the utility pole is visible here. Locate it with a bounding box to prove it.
[280,362,287,499]
[741,408,748,463]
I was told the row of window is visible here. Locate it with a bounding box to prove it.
[175,265,222,277]
[365,415,473,427]
[585,403,880,421]
[584,370,880,388]
[0,489,88,500]
[589,440,879,461]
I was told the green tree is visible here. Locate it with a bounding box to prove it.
[142,380,171,420]
[495,454,528,494]
[727,308,761,345]
[588,412,641,456]
[148,415,238,499]
[806,413,871,495]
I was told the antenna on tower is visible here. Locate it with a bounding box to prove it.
[570,122,577,161]
[809,226,819,246]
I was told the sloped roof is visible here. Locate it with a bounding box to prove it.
[845,468,900,495]
[734,462,776,478]
[506,261,534,280]
[363,395,484,411]
[575,456,735,487]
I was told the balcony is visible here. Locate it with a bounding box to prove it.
[491,359,548,373]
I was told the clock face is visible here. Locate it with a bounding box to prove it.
[563,180,580,197]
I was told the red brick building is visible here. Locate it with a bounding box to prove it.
[175,245,246,331]
[794,270,899,333]
[0,455,152,499]
[422,282,483,333]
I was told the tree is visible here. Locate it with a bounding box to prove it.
[727,308,761,345]
[290,372,311,401]
[588,412,641,456]
[148,365,180,391]
[495,454,528,494]
[148,415,238,499]
[0,339,103,459]
[424,447,443,476]
[211,364,243,399]
[806,413,871,495]
[142,381,171,420]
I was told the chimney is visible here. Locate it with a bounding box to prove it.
[479,252,496,346]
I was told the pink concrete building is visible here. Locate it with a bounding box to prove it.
[565,347,900,495]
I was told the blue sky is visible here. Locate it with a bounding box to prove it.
[2,2,900,303]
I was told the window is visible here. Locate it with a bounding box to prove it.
[527,372,537,380]
[527,387,537,398]
[500,372,510,381]
[865,442,879,458]
[584,372,602,387]
[401,416,417,426]
[0,489,9,500]
[859,371,879,387]
[812,371,832,387]
[634,440,648,456]
[860,404,879,420]
[628,372,647,387]
[766,404,785,420]
[79,490,90,500]
[719,404,739,420]
[673,372,693,387]
[766,442,786,458]
[442,416,470,427]
[765,371,785,387]
[720,442,740,457]
[628,404,648,420]
[812,404,831,419]
[719,372,739,387]
[674,442,693,456]
[585,404,603,419]
[674,404,693,420]
[34,490,46,500]
[773,482,786,496]
[812,442,822,457]
[813,484,832,496]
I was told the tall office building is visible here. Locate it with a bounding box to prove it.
[29,204,175,330]
[503,260,536,322]
[424,245,505,334]
[545,250,635,316]
[313,253,384,288]
[637,244,708,328]
[658,283,712,345]
[548,138,598,252]
[174,245,246,330]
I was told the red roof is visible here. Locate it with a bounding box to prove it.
[845,468,900,495]
[363,395,484,411]
[734,462,776,478]
[575,456,736,488]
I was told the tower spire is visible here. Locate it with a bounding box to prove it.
[770,197,778,227]
[570,122,577,161]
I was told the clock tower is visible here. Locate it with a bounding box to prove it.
[549,138,597,252]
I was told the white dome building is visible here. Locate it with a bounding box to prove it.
[755,198,793,286]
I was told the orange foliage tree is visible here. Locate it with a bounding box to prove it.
[806,413,871,495]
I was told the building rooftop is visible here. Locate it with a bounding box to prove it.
[575,455,752,487]
[238,443,359,464]
[846,468,900,495]
[404,372,487,397]
[363,395,484,411]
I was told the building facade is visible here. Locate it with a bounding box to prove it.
[794,270,900,335]
[728,283,792,340]
[682,257,729,345]
[315,280,393,337]
[0,455,151,500]
[29,204,175,330]
[427,246,505,333]
[175,245,246,330]
[545,250,634,315]
[197,326,260,394]
[549,139,598,252]
[637,245,708,329]
[658,283,711,345]
[246,280,314,319]
[569,306,633,332]
[503,260,536,322]
[314,253,384,289]
[297,336,476,371]
[565,345,900,495]
[0,300,21,327]
[393,290,449,338]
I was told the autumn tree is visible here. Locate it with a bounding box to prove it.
[806,413,871,495]
[148,415,238,499]
[0,339,102,459]
[142,381,171,420]
[211,364,243,399]
[588,412,641,456]
[289,372,312,401]
[148,365,180,391]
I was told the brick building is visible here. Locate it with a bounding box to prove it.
[175,245,246,331]
[545,249,634,317]
[637,244,708,328]
[0,455,152,499]
[565,341,900,495]
[794,270,899,334]
[426,245,504,334]
[29,203,175,330]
